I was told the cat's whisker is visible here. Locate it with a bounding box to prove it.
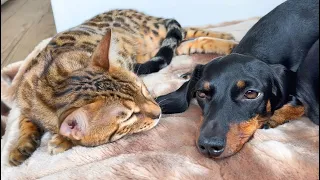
[135,64,142,74]
[157,97,172,105]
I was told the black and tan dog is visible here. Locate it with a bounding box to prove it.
[157,0,319,158]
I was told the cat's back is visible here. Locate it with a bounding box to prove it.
[24,9,166,78]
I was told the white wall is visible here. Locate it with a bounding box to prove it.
[1,0,9,5]
[51,0,286,33]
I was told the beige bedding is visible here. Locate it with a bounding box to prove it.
[1,18,319,180]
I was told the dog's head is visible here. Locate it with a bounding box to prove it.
[157,53,294,158]
[195,54,295,158]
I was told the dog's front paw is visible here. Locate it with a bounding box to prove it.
[48,134,74,155]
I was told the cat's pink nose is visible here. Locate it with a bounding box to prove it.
[142,102,161,119]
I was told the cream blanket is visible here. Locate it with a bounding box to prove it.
[1,18,319,180]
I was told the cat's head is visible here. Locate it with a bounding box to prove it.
[58,30,161,146]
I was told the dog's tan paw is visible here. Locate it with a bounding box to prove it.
[48,134,74,155]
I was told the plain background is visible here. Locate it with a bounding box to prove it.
[51,0,286,33]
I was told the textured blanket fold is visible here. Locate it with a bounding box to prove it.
[1,18,319,180]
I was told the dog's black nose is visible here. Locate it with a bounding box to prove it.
[197,137,226,157]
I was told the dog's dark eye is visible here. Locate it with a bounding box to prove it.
[180,72,192,80]
[196,91,208,99]
[244,90,260,99]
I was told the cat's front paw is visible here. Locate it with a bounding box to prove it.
[9,133,40,166]
[48,134,74,155]
[220,32,235,41]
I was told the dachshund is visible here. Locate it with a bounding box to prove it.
[156,0,319,158]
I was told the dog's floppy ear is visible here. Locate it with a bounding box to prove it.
[156,64,205,114]
[270,64,295,111]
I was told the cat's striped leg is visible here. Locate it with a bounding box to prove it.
[9,116,43,166]
[134,19,184,75]
[184,28,235,40]
[176,37,238,56]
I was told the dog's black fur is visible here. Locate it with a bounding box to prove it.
[296,39,319,124]
[156,0,319,158]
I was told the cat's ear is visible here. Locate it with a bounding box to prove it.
[91,30,112,71]
[59,108,88,140]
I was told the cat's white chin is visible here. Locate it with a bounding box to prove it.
[153,113,162,126]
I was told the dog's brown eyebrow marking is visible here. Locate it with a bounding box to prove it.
[236,80,246,89]
[266,100,272,113]
[203,81,210,91]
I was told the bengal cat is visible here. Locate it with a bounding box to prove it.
[8,9,237,166]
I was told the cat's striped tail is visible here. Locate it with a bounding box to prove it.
[134,19,184,75]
